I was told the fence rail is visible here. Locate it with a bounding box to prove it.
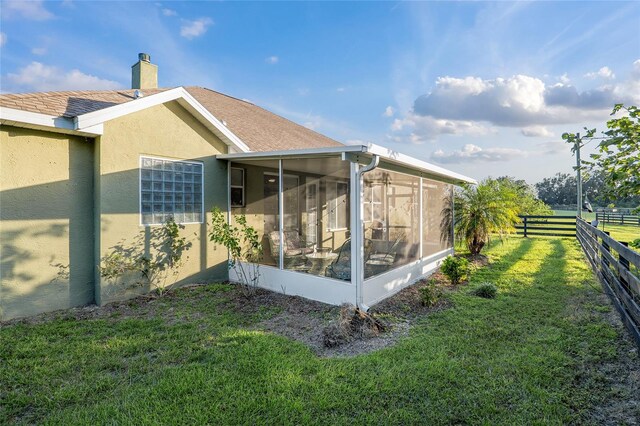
[576,217,640,348]
[596,212,640,226]
[516,215,576,238]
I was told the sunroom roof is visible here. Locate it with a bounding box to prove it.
[217,143,477,185]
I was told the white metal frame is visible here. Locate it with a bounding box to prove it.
[218,143,476,185]
[224,146,470,310]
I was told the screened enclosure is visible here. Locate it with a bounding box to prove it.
[220,145,473,307]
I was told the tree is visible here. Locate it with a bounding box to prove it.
[209,207,263,298]
[563,104,640,199]
[449,179,520,255]
[535,173,576,206]
[495,176,553,215]
[535,170,640,208]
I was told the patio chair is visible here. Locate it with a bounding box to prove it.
[268,230,313,269]
[368,234,403,265]
[325,238,374,280]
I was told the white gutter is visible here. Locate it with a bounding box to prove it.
[217,143,476,186]
[354,154,379,312]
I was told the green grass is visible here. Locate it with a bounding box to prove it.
[552,210,639,246]
[1,239,636,424]
[598,223,640,245]
[553,209,596,221]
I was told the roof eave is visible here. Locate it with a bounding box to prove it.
[217,143,476,185]
[0,107,103,137]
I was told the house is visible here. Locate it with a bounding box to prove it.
[0,54,475,320]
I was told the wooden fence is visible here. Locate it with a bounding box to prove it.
[516,215,576,238]
[596,212,640,226]
[576,217,640,347]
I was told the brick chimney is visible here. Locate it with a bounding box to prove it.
[131,53,158,89]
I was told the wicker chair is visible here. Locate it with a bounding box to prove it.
[268,230,313,269]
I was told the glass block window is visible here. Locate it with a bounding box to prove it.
[140,156,203,225]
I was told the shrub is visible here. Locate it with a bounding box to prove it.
[99,216,192,296]
[419,279,441,307]
[471,282,498,299]
[630,238,640,249]
[209,207,263,298]
[441,256,469,285]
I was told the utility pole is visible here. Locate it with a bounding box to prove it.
[575,133,582,219]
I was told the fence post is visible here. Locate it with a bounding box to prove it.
[619,241,631,293]
[602,231,611,268]
[523,216,528,238]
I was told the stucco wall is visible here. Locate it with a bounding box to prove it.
[95,101,229,304]
[0,126,95,320]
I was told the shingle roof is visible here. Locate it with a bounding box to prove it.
[0,87,343,152]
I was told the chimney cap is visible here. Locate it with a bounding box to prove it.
[138,53,151,63]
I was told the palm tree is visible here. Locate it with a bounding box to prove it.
[442,179,520,255]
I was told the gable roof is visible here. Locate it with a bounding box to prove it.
[0,87,342,153]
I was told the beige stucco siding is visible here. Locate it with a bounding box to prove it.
[0,126,95,320]
[96,101,229,303]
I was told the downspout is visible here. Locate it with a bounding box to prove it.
[355,154,380,312]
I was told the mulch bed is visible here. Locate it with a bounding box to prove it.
[1,256,490,357]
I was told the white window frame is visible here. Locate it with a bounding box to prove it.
[139,155,204,226]
[327,180,349,231]
[364,183,384,222]
[230,167,245,207]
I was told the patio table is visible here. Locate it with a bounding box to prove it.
[306,251,338,275]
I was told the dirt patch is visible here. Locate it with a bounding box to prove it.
[1,272,459,358]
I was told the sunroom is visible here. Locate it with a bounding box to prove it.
[218,144,476,309]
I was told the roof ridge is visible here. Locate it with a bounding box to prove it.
[187,86,257,106]
[0,87,174,99]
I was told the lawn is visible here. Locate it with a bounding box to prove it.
[553,209,639,246]
[2,238,639,424]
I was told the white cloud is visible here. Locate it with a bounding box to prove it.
[2,0,54,20]
[180,17,213,40]
[391,114,495,143]
[31,47,47,56]
[383,106,395,117]
[0,33,6,47]
[521,125,553,138]
[584,66,615,80]
[336,87,346,92]
[431,144,528,164]
[5,62,122,92]
[265,56,279,64]
[411,69,639,129]
[297,88,310,96]
[162,8,177,16]
[558,73,570,84]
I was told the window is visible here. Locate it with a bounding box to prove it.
[230,167,245,207]
[140,156,203,225]
[327,180,349,230]
[364,184,384,222]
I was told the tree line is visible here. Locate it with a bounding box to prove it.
[534,170,640,208]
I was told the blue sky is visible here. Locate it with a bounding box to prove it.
[1,1,639,184]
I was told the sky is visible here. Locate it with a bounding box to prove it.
[1,0,639,185]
